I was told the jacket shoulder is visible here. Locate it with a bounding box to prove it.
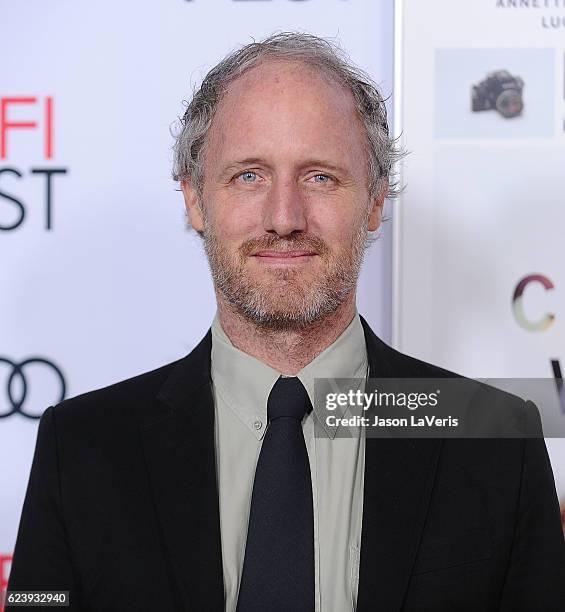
[49,329,213,430]
[384,342,461,379]
[361,319,536,430]
[50,359,181,428]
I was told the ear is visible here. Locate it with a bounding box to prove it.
[367,178,388,231]
[180,179,205,232]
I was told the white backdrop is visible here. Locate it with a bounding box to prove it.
[394,0,565,500]
[0,0,395,593]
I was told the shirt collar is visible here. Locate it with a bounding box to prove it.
[210,310,368,440]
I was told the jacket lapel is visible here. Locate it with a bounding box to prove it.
[139,330,224,612]
[356,317,443,611]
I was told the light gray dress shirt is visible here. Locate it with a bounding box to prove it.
[210,311,368,612]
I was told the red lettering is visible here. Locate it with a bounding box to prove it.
[0,554,13,612]
[1,97,55,160]
[0,98,37,159]
[45,96,54,160]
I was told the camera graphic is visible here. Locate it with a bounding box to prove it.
[471,70,524,119]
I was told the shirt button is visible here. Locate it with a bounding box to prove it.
[253,420,263,430]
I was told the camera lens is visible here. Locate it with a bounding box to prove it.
[496,89,523,119]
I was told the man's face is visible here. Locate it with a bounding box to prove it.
[182,59,384,330]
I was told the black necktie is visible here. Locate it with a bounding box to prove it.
[236,376,315,612]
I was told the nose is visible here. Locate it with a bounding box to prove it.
[262,177,307,236]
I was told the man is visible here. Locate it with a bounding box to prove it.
[7,33,565,611]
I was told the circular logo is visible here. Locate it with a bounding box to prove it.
[0,356,66,419]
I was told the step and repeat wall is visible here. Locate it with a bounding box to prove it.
[0,0,395,596]
[394,0,565,500]
[2,0,564,598]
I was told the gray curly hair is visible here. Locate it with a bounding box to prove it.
[172,31,403,200]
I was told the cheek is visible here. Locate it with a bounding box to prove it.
[308,206,364,247]
[206,204,262,249]
[204,190,259,235]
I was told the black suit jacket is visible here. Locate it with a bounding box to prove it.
[7,316,565,611]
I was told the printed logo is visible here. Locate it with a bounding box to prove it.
[0,356,66,419]
[0,97,68,231]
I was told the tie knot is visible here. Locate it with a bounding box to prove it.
[267,376,313,422]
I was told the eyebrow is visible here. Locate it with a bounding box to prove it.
[223,158,267,173]
[222,157,349,175]
[299,159,349,175]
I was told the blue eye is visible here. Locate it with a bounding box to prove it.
[239,171,258,183]
[313,174,330,183]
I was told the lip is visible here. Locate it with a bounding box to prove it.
[252,251,318,263]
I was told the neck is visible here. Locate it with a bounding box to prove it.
[216,294,358,375]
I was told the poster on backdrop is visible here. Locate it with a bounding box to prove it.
[394,0,565,499]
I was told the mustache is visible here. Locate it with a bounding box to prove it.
[239,233,330,257]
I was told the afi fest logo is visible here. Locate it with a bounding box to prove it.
[0,97,68,231]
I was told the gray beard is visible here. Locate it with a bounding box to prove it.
[200,209,375,332]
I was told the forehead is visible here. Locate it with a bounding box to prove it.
[205,58,367,169]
